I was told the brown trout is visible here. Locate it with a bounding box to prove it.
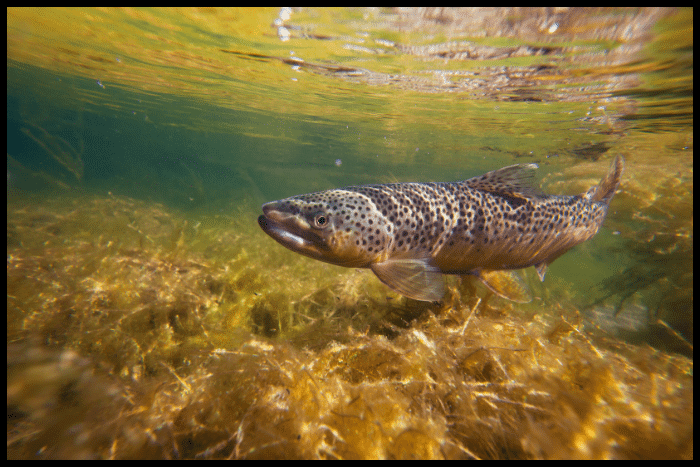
[258,156,623,302]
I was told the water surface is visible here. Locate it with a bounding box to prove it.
[7,8,693,459]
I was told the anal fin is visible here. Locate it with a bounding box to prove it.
[535,263,548,282]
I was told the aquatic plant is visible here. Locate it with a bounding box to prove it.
[7,193,693,459]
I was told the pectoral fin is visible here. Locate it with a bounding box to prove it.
[370,258,445,302]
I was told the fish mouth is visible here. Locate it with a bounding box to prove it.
[258,208,330,259]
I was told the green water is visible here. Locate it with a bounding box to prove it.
[7,8,693,459]
[8,7,692,317]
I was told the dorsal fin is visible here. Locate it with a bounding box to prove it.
[462,163,541,197]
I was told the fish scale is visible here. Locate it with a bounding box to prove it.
[258,155,623,302]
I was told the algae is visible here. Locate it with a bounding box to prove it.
[7,192,693,459]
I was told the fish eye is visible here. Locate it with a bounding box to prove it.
[313,212,329,229]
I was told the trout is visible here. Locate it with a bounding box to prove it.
[258,156,623,302]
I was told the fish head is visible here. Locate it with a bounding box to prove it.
[258,189,390,268]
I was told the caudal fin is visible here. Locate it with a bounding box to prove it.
[590,155,624,204]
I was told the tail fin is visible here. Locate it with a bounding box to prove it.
[591,155,624,204]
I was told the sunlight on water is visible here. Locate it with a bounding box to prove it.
[7,8,692,460]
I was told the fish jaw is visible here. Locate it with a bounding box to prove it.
[258,202,373,268]
[258,205,332,261]
[258,212,326,256]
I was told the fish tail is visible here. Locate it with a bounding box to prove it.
[590,155,624,204]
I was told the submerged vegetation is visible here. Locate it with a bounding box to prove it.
[588,161,693,356]
[545,151,693,358]
[7,190,692,459]
[6,6,692,461]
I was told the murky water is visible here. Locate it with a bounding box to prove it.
[7,8,692,459]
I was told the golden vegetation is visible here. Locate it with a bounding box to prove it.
[7,193,693,459]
